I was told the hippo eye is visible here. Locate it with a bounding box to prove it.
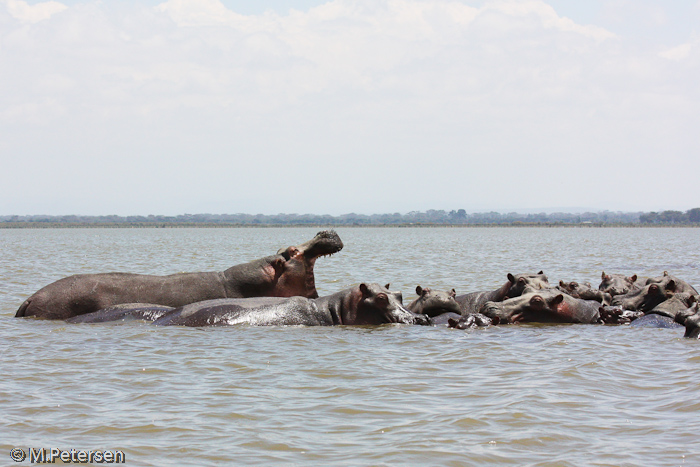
[376,293,388,304]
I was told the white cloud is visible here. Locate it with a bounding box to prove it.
[659,40,696,60]
[4,0,67,23]
[155,0,252,27]
[485,1,616,41]
[0,0,697,215]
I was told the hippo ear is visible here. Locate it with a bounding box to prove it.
[359,283,370,298]
[689,295,697,305]
[507,273,515,283]
[447,318,459,328]
[450,288,456,298]
[550,294,565,306]
[415,285,423,296]
[630,274,637,282]
[559,280,565,287]
[664,271,669,276]
[385,283,391,290]
[601,271,606,279]
[538,271,544,275]
[270,257,286,274]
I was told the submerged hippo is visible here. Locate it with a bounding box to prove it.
[70,283,430,327]
[611,280,678,312]
[406,286,462,326]
[627,293,696,328]
[16,230,343,320]
[557,280,612,305]
[598,272,642,296]
[598,306,644,325]
[66,304,176,324]
[479,289,601,324]
[646,293,697,320]
[407,286,461,318]
[447,313,496,329]
[456,271,549,315]
[675,304,700,338]
[646,272,698,295]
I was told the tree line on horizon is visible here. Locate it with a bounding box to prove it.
[2,208,699,226]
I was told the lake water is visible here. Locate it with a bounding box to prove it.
[1,227,699,466]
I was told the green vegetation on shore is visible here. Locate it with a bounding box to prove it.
[2,208,699,228]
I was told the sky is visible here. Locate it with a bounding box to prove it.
[1,0,699,216]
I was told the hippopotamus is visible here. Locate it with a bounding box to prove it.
[65,303,176,324]
[629,314,684,328]
[557,280,612,305]
[447,313,497,329]
[406,286,461,318]
[646,293,697,320]
[455,271,549,315]
[646,271,698,295]
[675,304,700,338]
[598,306,644,325]
[71,283,429,327]
[479,288,601,324]
[611,279,679,312]
[16,230,343,320]
[627,293,697,328]
[598,272,642,296]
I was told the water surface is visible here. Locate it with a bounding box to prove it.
[2,227,699,466]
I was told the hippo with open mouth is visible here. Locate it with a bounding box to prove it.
[16,230,343,320]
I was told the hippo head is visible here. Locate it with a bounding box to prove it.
[674,303,700,338]
[225,230,343,299]
[506,271,549,298]
[599,272,638,296]
[447,313,497,329]
[407,286,461,317]
[646,271,698,295]
[480,293,559,324]
[649,293,696,319]
[611,280,676,312]
[350,283,429,325]
[273,230,344,298]
[481,290,600,324]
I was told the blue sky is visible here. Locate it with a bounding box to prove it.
[2,0,699,215]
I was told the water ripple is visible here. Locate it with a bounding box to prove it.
[2,228,700,466]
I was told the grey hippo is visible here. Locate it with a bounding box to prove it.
[478,288,601,324]
[16,230,343,320]
[68,283,430,327]
[455,271,550,315]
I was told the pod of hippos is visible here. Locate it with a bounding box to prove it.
[14,231,700,339]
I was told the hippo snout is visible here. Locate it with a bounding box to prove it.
[479,301,502,317]
[412,313,431,326]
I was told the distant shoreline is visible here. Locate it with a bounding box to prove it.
[1,222,698,229]
[3,208,697,227]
